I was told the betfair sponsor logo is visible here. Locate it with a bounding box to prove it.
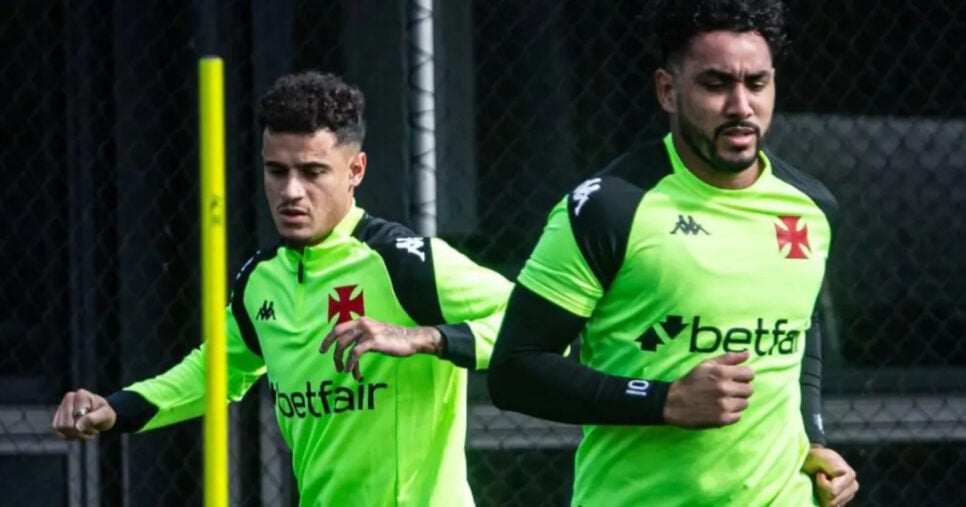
[271,380,388,418]
[637,316,800,356]
[689,317,799,355]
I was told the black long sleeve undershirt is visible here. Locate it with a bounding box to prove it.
[801,306,826,445]
[488,285,670,425]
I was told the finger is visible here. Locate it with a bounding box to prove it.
[333,328,364,372]
[76,406,112,434]
[816,472,835,504]
[708,350,750,366]
[727,381,754,398]
[718,411,742,426]
[829,471,855,496]
[831,479,858,506]
[53,412,80,439]
[344,342,373,381]
[320,321,355,353]
[726,397,749,414]
[730,365,756,383]
[52,398,66,430]
[52,407,69,439]
[72,391,93,419]
[60,392,78,428]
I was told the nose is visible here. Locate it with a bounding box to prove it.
[724,85,753,119]
[279,173,305,201]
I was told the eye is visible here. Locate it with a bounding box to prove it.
[702,80,726,91]
[747,80,767,91]
[303,167,325,178]
[265,166,286,176]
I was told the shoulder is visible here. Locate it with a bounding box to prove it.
[230,245,282,357]
[562,140,674,289]
[351,214,419,245]
[566,140,673,228]
[767,152,840,227]
[351,213,432,266]
[351,213,449,324]
[232,245,281,292]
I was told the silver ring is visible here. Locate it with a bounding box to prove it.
[72,408,88,418]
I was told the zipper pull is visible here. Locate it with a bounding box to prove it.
[298,261,304,283]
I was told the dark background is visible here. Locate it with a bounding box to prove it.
[1,0,963,505]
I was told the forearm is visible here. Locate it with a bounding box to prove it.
[801,309,826,445]
[490,351,670,425]
[114,337,265,433]
[488,285,669,425]
[121,347,210,432]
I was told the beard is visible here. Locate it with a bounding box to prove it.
[678,110,762,174]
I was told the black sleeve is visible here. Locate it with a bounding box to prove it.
[771,155,836,446]
[801,300,827,446]
[488,285,670,425]
[105,390,159,433]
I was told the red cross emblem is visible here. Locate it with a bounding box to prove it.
[327,285,364,324]
[775,216,810,259]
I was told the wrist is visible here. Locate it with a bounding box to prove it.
[416,326,445,357]
[662,381,681,425]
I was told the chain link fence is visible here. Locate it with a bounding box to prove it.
[1,1,964,506]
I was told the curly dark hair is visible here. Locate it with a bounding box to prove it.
[257,71,366,146]
[643,0,788,68]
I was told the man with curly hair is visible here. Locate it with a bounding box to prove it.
[489,0,858,505]
[52,71,511,506]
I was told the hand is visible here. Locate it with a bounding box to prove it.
[802,446,858,507]
[52,389,117,440]
[663,350,755,429]
[319,317,443,380]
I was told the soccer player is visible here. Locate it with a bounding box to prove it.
[488,1,858,506]
[52,71,511,506]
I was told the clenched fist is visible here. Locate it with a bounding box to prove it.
[52,389,117,441]
[663,350,755,429]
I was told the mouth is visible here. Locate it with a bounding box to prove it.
[718,126,758,149]
[278,207,309,224]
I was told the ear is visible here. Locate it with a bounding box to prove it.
[349,152,367,188]
[654,68,677,114]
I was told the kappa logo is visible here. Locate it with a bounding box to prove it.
[328,285,364,324]
[670,214,710,235]
[571,178,602,216]
[256,300,276,321]
[395,237,426,262]
[775,216,810,259]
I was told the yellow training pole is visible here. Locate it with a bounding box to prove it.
[199,56,228,507]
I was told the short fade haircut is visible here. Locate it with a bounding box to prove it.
[257,71,366,146]
[643,0,788,68]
